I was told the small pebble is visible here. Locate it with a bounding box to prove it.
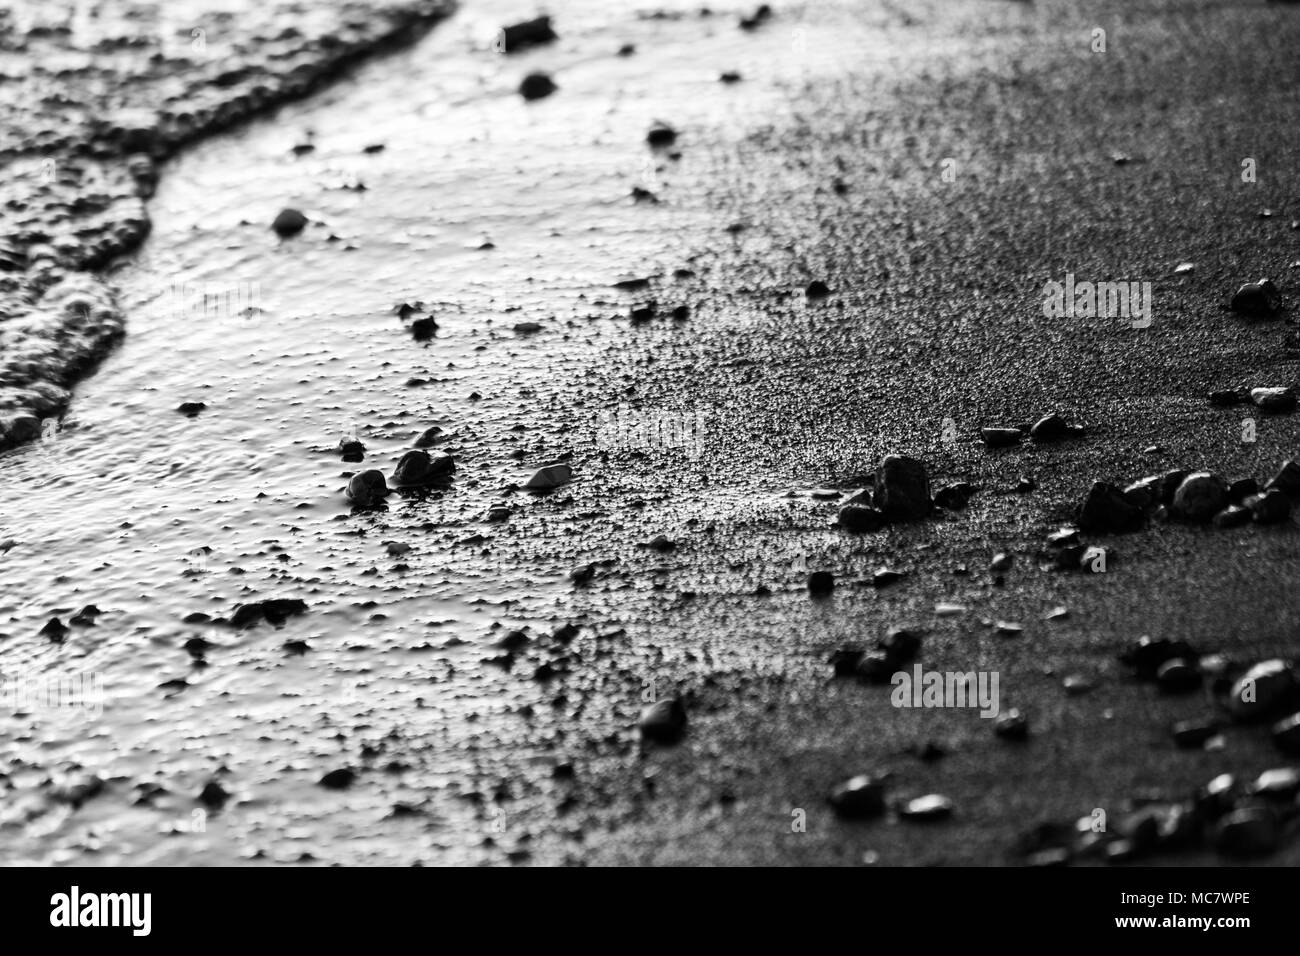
[981,427,1022,448]
[271,207,308,237]
[1265,459,1300,496]
[392,449,454,486]
[1172,718,1220,749]
[995,709,1029,740]
[1029,413,1069,442]
[807,571,835,596]
[827,774,887,820]
[1156,658,1202,694]
[1062,674,1094,696]
[1269,711,1300,754]
[639,698,687,744]
[524,463,572,489]
[838,504,884,532]
[319,768,356,789]
[519,72,557,101]
[1245,489,1290,524]
[899,793,953,822]
[1250,386,1297,413]
[646,123,677,147]
[1229,278,1281,317]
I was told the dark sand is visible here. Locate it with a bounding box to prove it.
[1,0,1299,865]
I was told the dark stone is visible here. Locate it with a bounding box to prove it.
[805,280,831,297]
[1266,460,1300,497]
[1053,544,1087,571]
[500,16,557,52]
[1156,658,1202,694]
[934,482,974,509]
[198,780,230,808]
[1076,481,1143,533]
[70,605,101,626]
[878,627,922,665]
[1122,477,1159,510]
[410,316,438,340]
[1194,773,1238,820]
[639,698,687,744]
[346,469,389,505]
[271,207,308,237]
[319,768,356,789]
[1229,278,1281,317]
[1214,807,1279,858]
[1045,527,1081,548]
[519,72,557,100]
[1270,711,1300,754]
[838,504,884,532]
[1228,477,1259,501]
[980,427,1022,447]
[1029,413,1069,441]
[994,708,1029,741]
[855,651,895,685]
[392,449,454,486]
[39,617,69,641]
[1171,472,1229,522]
[1157,469,1190,504]
[1227,659,1299,722]
[873,455,931,521]
[827,774,887,819]
[1209,389,1243,407]
[183,636,211,656]
[497,630,529,652]
[807,570,835,595]
[177,401,207,416]
[1246,489,1290,524]
[1250,387,1297,413]
[413,426,442,448]
[829,647,864,677]
[739,4,774,30]
[1212,505,1250,528]
[1120,636,1198,681]
[1172,718,1220,749]
[646,123,677,147]
[872,568,905,587]
[337,439,365,462]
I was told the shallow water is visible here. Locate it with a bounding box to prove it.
[0,0,925,864]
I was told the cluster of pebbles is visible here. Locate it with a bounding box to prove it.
[1075,459,1300,533]
[0,0,452,450]
[1015,645,1300,864]
[823,626,1300,861]
[834,454,967,533]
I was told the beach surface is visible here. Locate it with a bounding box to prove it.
[2,0,1300,865]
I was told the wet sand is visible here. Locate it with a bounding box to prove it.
[2,0,1300,865]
